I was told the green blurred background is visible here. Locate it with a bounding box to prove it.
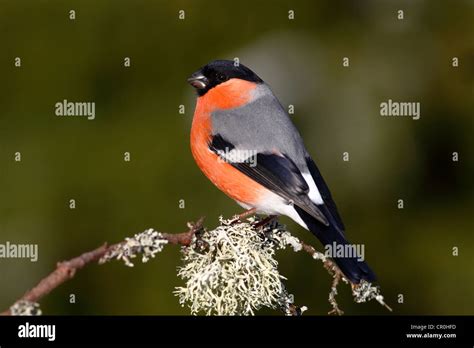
[0,0,473,315]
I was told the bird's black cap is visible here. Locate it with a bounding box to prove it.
[187,60,263,96]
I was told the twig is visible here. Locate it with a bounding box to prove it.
[230,207,257,224]
[300,241,347,315]
[1,244,109,316]
[161,217,205,246]
[299,240,391,314]
[0,217,205,316]
[328,272,344,315]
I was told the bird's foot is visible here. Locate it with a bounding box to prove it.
[252,215,277,229]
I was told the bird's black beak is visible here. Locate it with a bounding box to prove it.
[187,71,208,90]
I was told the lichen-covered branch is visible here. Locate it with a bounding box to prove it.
[1,243,110,315]
[174,216,297,315]
[1,213,391,316]
[289,230,392,314]
[0,218,205,316]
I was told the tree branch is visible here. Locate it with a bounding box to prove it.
[1,213,390,316]
[0,217,205,316]
[299,239,392,314]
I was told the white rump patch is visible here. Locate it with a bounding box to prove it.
[302,172,324,205]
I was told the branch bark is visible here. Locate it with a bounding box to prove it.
[0,217,205,316]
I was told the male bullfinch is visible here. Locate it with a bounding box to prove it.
[187,60,376,284]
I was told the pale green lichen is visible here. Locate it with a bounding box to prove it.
[174,217,301,316]
[352,279,392,311]
[99,229,168,267]
[98,217,389,316]
[10,300,42,316]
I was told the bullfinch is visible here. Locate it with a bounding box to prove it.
[187,60,376,284]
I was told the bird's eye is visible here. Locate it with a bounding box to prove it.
[216,73,228,82]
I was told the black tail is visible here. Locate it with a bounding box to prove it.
[295,206,376,284]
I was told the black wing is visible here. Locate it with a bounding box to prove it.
[210,134,329,226]
[305,157,346,232]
